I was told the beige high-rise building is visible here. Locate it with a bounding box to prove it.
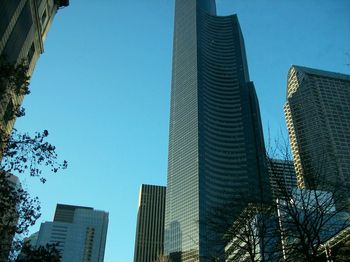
[0,0,69,134]
[284,65,350,199]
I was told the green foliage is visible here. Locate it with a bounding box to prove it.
[0,57,30,125]
[1,129,68,181]
[0,56,30,98]
[16,243,61,262]
[0,172,41,260]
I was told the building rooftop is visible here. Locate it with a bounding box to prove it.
[292,65,350,81]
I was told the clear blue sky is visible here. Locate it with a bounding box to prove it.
[15,0,349,261]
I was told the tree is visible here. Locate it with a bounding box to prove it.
[0,56,30,136]
[0,57,67,261]
[273,178,350,261]
[202,133,350,262]
[0,172,40,261]
[198,190,285,262]
[193,192,281,262]
[266,138,350,262]
[223,203,281,262]
[15,243,61,262]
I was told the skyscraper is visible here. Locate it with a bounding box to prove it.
[164,0,270,260]
[134,184,166,262]
[0,0,69,134]
[284,66,350,205]
[35,204,108,262]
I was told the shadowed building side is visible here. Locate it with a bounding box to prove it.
[268,159,297,200]
[0,0,69,135]
[134,184,166,262]
[54,204,93,223]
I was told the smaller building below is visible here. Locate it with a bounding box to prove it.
[30,203,108,262]
[134,184,166,262]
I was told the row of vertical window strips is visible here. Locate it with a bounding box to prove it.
[165,0,201,258]
[135,185,165,262]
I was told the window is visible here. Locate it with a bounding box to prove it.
[27,42,35,64]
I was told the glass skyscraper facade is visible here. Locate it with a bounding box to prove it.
[164,0,270,260]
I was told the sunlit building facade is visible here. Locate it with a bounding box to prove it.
[285,66,350,205]
[164,0,270,260]
[134,184,166,262]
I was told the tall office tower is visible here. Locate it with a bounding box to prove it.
[35,204,108,262]
[164,0,270,260]
[0,0,69,134]
[134,184,166,262]
[284,66,350,205]
[268,159,297,199]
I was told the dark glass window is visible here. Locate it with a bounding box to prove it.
[41,9,47,26]
[27,42,35,64]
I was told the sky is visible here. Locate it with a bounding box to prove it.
[14,0,350,261]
